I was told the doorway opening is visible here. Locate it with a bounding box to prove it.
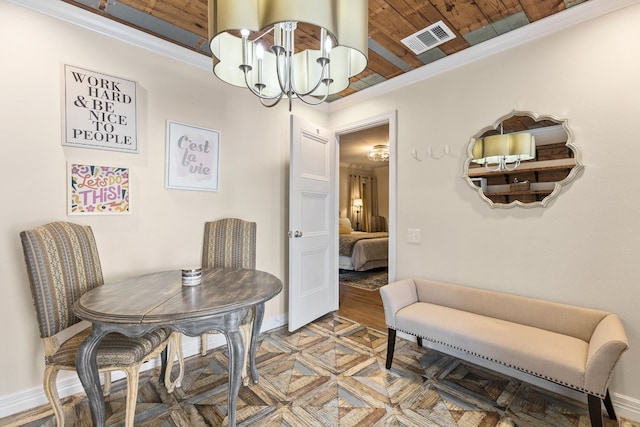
[334,112,397,330]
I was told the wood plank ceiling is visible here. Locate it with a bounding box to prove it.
[61,0,590,102]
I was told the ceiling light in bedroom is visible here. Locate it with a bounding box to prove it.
[368,145,389,162]
[207,0,368,111]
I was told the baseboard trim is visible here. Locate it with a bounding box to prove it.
[0,313,288,419]
[396,331,640,423]
[611,392,640,422]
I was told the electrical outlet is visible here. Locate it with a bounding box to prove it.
[407,228,421,244]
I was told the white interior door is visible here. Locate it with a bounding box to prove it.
[288,115,337,332]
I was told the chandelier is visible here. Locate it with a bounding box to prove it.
[368,145,390,162]
[472,127,535,171]
[208,0,368,111]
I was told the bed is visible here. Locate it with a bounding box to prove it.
[338,218,388,271]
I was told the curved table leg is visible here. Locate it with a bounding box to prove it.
[76,327,107,427]
[224,326,245,427]
[159,347,168,386]
[249,303,265,384]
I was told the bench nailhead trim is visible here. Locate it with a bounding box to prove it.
[388,326,605,399]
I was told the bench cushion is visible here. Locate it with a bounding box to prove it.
[396,302,589,390]
[413,278,607,342]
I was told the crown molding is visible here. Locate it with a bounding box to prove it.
[6,0,212,71]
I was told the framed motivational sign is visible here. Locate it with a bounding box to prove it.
[166,121,220,192]
[63,64,138,153]
[68,163,130,215]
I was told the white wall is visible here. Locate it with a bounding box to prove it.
[0,0,324,402]
[330,2,640,419]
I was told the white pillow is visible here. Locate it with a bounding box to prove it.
[338,218,353,234]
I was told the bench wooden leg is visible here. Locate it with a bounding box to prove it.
[603,389,617,420]
[416,337,422,347]
[588,394,603,427]
[385,328,396,369]
[588,389,617,427]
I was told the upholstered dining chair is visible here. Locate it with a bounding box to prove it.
[20,221,183,427]
[199,218,256,381]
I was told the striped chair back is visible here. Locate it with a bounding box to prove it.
[202,218,256,270]
[20,222,103,339]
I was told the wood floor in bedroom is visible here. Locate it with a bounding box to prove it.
[338,281,386,332]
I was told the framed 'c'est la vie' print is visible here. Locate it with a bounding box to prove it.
[165,120,220,192]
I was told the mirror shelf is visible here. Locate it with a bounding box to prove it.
[464,110,584,209]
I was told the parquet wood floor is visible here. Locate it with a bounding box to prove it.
[2,311,634,426]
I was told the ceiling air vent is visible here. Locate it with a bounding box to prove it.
[401,21,456,55]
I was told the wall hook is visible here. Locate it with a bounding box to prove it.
[411,145,453,161]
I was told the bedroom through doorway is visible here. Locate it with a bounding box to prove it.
[336,120,392,330]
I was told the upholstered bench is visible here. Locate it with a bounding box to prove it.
[380,278,628,427]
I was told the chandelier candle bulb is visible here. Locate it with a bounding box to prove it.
[321,28,328,58]
[256,43,264,84]
[274,23,282,48]
[285,22,294,54]
[241,29,250,67]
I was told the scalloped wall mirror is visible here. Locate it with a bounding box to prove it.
[464,111,584,208]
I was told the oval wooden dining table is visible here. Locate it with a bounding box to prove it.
[73,267,283,427]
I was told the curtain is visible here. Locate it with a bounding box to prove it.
[348,173,377,232]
